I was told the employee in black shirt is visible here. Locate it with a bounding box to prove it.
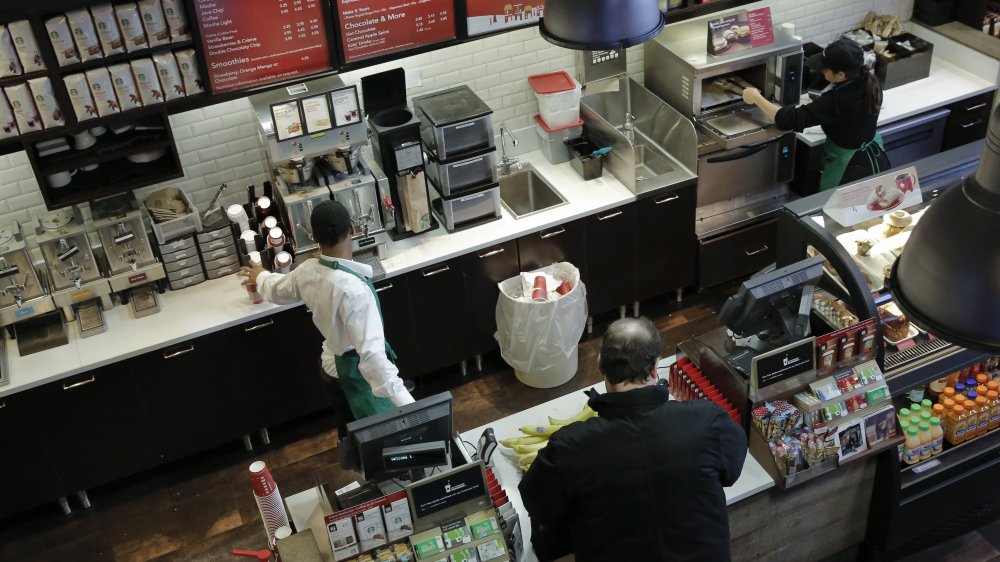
[743,39,890,190]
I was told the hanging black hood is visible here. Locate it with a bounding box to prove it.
[540,0,665,50]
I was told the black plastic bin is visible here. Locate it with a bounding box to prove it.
[565,137,603,181]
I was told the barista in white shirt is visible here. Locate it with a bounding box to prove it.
[239,200,414,431]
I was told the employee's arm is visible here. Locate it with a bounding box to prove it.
[742,88,782,121]
[243,263,303,305]
[519,442,574,561]
[713,410,748,487]
[343,289,414,406]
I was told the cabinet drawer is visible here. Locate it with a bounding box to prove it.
[699,219,777,288]
[943,113,989,150]
[197,226,235,244]
[197,237,236,252]
[947,90,995,117]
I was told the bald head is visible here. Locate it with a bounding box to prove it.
[599,317,662,385]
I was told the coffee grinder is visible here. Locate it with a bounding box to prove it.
[90,193,166,318]
[36,207,114,337]
[361,68,438,240]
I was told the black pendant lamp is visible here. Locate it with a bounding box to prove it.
[540,0,665,50]
[889,104,1000,353]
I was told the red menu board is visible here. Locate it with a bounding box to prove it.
[193,0,332,93]
[337,0,455,64]
[466,0,544,36]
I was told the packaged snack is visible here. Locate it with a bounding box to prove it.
[162,0,191,41]
[465,509,499,540]
[393,543,415,562]
[8,20,45,72]
[476,538,506,561]
[0,91,20,139]
[0,26,23,77]
[64,73,99,121]
[91,4,126,56]
[45,15,81,66]
[129,57,163,104]
[174,48,203,94]
[440,519,472,549]
[410,528,445,560]
[382,495,414,541]
[4,84,41,133]
[107,62,142,110]
[327,516,360,561]
[355,506,387,552]
[27,77,64,128]
[373,547,395,562]
[449,548,479,562]
[66,9,104,62]
[85,67,121,116]
[115,3,149,51]
[137,0,171,47]
[153,50,185,99]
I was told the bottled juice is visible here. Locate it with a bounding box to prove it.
[920,399,934,412]
[988,390,1000,431]
[920,411,932,424]
[967,378,978,389]
[911,404,923,418]
[965,399,980,441]
[977,373,989,385]
[955,383,967,397]
[988,380,999,394]
[978,385,989,397]
[940,387,956,404]
[932,404,946,422]
[917,421,933,460]
[898,407,911,422]
[904,427,922,465]
[929,417,944,455]
[976,396,990,437]
[909,415,921,428]
[946,405,968,445]
[899,419,911,434]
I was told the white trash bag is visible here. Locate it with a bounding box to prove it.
[495,262,587,388]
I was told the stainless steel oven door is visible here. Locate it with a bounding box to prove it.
[695,135,794,237]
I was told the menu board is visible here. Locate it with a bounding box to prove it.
[337,0,455,64]
[467,0,544,36]
[193,0,332,93]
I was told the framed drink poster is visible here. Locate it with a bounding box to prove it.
[302,93,333,134]
[330,86,361,126]
[271,100,304,141]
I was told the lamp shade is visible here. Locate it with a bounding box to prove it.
[889,105,1000,353]
[539,0,665,50]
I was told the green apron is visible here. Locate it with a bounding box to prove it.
[318,259,398,419]
[819,80,887,191]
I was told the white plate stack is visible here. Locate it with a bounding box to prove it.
[248,460,291,545]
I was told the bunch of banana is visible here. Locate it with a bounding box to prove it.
[499,404,596,472]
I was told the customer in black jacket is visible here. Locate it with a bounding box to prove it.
[519,317,747,562]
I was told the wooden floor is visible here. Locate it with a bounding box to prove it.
[1,284,998,561]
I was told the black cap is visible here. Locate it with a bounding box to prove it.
[310,200,352,246]
[822,38,864,75]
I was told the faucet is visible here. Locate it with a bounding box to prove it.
[497,123,520,175]
[623,113,637,143]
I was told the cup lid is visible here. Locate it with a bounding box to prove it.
[528,71,577,94]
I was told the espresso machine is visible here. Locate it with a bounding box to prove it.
[36,207,114,337]
[90,193,166,318]
[250,75,393,270]
[0,222,59,347]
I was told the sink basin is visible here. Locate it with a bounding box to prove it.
[633,144,674,180]
[499,166,567,219]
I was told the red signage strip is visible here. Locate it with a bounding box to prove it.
[193,0,332,94]
[337,0,455,64]
[466,0,544,36]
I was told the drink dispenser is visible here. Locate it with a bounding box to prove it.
[0,222,57,333]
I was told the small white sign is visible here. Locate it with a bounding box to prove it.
[823,166,923,227]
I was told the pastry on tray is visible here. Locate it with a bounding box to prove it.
[883,210,912,237]
[878,302,910,341]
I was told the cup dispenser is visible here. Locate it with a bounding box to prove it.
[36,207,114,337]
[361,68,438,240]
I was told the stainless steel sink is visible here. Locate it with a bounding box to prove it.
[499,165,567,219]
[633,144,674,179]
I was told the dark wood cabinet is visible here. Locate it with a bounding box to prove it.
[279,305,334,416]
[406,260,470,376]
[0,388,64,517]
[132,331,250,462]
[942,90,995,151]
[584,204,637,315]
[34,363,158,494]
[699,219,777,289]
[373,275,421,379]
[636,183,697,301]
[517,220,587,279]
[461,240,520,356]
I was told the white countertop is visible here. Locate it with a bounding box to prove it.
[0,149,637,398]
[457,358,775,562]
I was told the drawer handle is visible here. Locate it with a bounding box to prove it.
[163,345,195,359]
[962,119,983,129]
[63,376,96,390]
[654,194,679,205]
[965,103,987,112]
[244,319,274,332]
[540,227,566,239]
[597,210,623,221]
[744,245,770,256]
[375,283,393,293]
[478,248,505,259]
[422,265,450,277]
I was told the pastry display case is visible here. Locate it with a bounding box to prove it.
[773,141,1000,558]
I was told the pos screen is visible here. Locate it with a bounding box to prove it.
[407,461,489,521]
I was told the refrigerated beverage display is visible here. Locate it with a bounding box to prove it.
[917,421,933,460]
[929,417,944,455]
[988,390,1000,431]
[946,405,968,445]
[975,396,990,437]
[903,427,921,465]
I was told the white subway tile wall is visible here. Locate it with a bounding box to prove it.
[0,0,913,238]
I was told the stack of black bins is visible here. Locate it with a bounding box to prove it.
[413,86,502,231]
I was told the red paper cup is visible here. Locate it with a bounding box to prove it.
[532,276,548,301]
[249,461,276,497]
[677,356,690,366]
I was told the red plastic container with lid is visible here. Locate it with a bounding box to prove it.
[528,71,582,129]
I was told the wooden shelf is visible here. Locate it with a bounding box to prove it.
[40,155,182,210]
[35,133,172,174]
[899,428,1000,489]
[54,40,195,76]
[840,435,905,466]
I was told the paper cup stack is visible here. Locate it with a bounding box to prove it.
[248,460,291,544]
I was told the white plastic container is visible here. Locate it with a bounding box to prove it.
[529,71,581,129]
[534,114,583,165]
